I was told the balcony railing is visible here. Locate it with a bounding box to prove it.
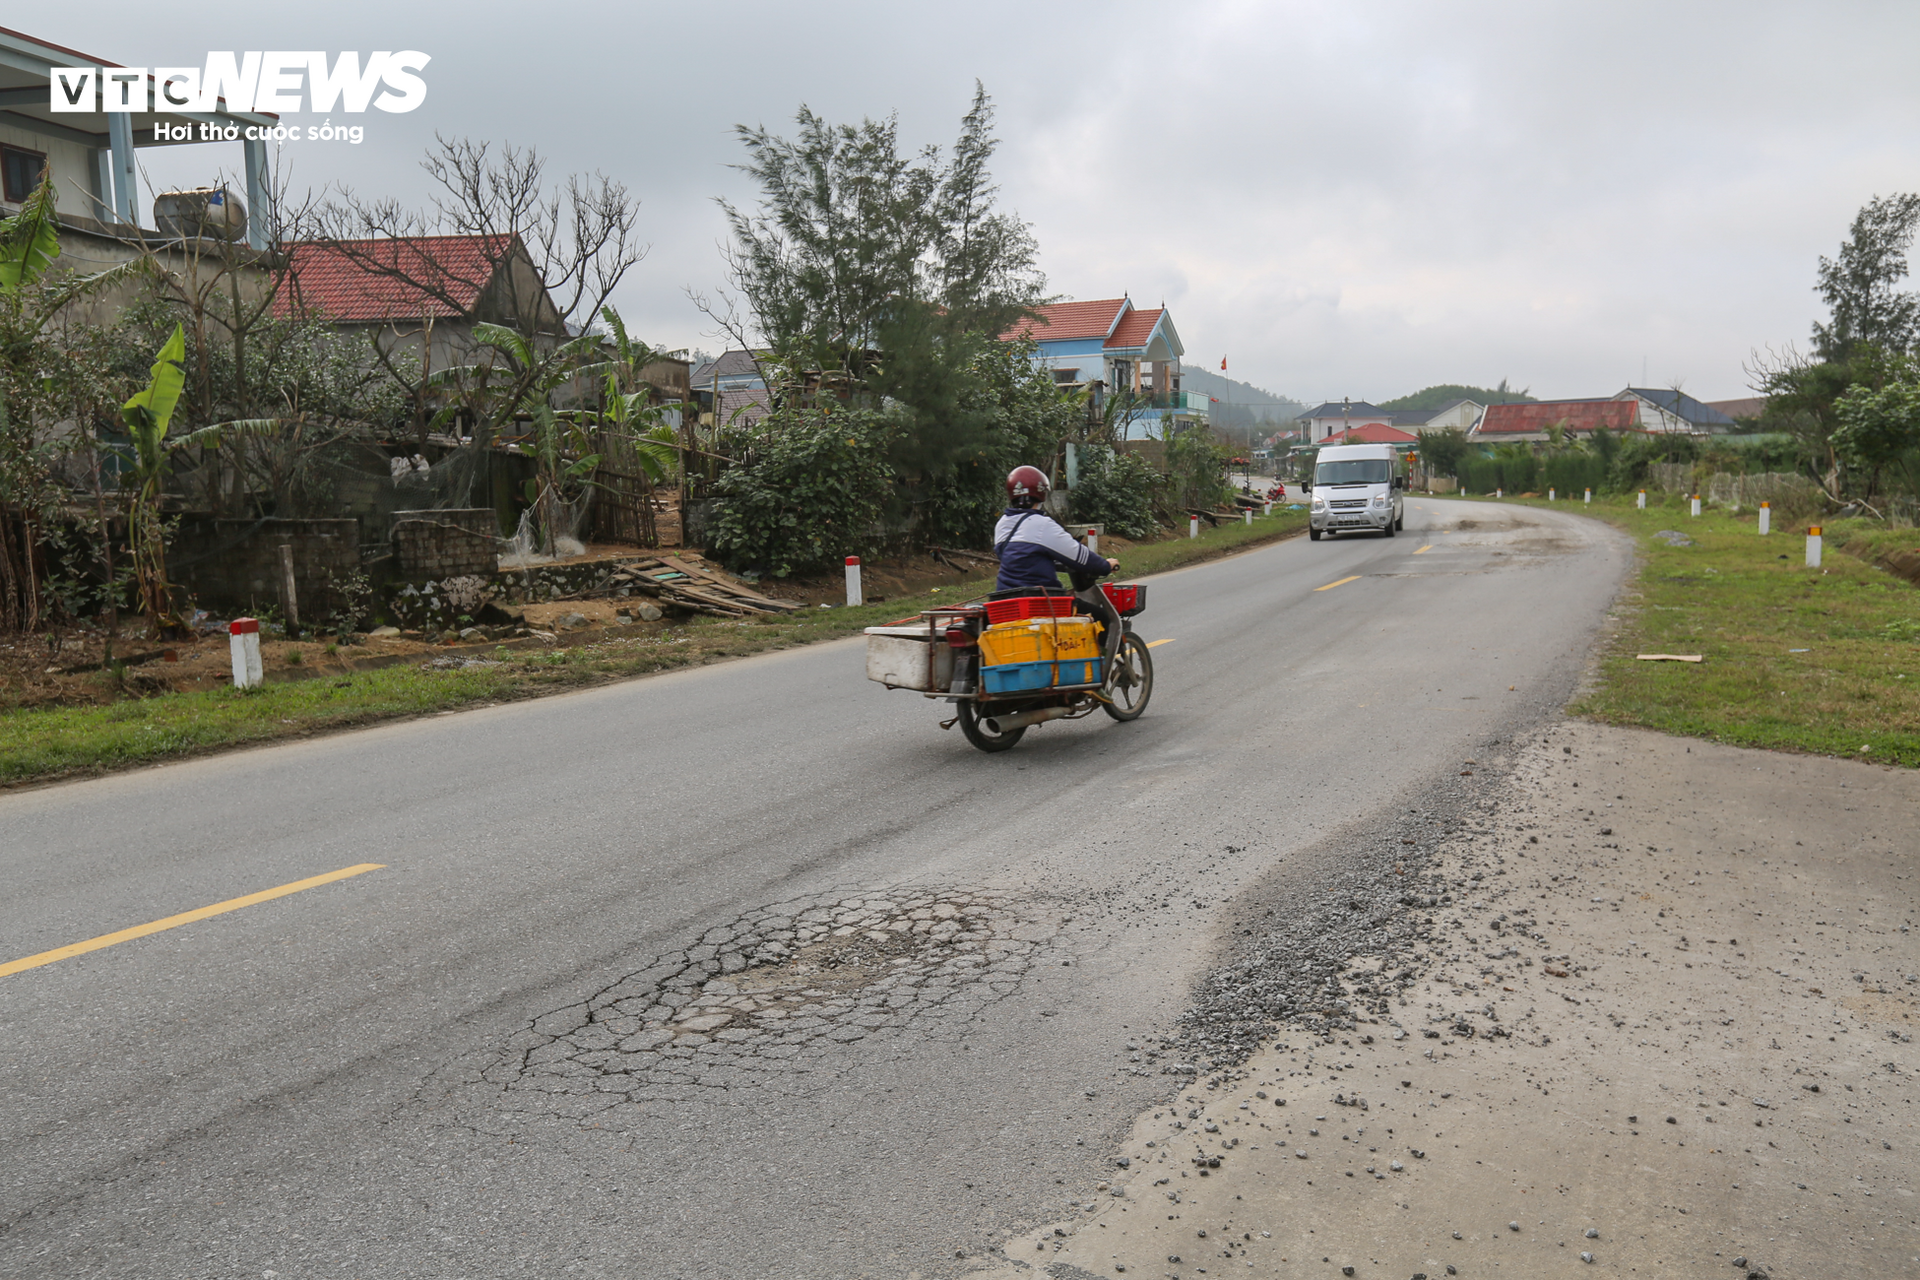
[1129,390,1210,414]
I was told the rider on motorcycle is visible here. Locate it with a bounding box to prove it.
[993,465,1124,658]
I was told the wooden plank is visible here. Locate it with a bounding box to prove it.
[657,555,799,610]
[673,587,780,616]
[662,586,752,616]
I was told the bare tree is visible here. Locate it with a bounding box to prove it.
[309,136,645,462]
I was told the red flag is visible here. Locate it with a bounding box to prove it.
[1220,356,1227,372]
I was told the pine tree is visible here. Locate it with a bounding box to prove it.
[1812,193,1920,361]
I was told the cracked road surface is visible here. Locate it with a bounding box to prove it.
[1,500,1628,1278]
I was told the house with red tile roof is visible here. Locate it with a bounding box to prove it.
[278,233,567,360]
[1294,397,1485,444]
[1315,422,1419,448]
[1001,296,1204,439]
[1469,398,1641,442]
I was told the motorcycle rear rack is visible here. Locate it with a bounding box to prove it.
[924,680,1105,701]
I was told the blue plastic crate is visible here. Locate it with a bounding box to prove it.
[980,658,1105,694]
[1055,657,1103,686]
[980,660,1056,694]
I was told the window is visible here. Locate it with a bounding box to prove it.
[1315,458,1391,485]
[2,145,47,203]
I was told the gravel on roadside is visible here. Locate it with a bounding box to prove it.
[983,721,1919,1280]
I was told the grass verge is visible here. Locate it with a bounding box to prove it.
[0,507,1307,787]
[1468,493,1920,766]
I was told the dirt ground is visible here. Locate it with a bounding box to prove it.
[984,722,1917,1280]
[0,546,756,711]
[0,625,426,709]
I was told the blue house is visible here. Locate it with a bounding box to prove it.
[1001,297,1207,439]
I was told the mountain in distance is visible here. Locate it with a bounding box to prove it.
[1379,380,1537,410]
[1177,366,1308,438]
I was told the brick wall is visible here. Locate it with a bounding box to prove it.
[170,517,361,620]
[391,509,499,580]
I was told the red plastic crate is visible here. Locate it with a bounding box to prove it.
[984,595,1076,624]
[1100,582,1145,616]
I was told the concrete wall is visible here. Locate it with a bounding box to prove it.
[392,509,498,580]
[170,516,360,622]
[0,120,100,216]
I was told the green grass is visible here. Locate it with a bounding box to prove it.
[1469,492,1920,765]
[1824,517,1920,586]
[0,507,1308,786]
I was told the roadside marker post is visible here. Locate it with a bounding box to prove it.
[1548,487,1556,501]
[1496,488,1503,499]
[1584,488,1592,504]
[228,617,262,689]
[1263,501,1272,516]
[1691,494,1702,517]
[1637,490,1646,509]
[1243,509,1252,526]
[1189,517,1199,539]
[1086,525,1100,555]
[844,556,863,607]
[1759,501,1771,535]
[1806,526,1822,568]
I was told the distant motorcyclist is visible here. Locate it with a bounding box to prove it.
[993,465,1124,657]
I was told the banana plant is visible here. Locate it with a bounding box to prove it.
[119,323,279,635]
[0,172,59,294]
[586,306,679,481]
[0,167,160,322]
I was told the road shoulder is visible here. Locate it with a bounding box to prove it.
[980,720,1918,1279]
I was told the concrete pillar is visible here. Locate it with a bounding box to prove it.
[107,112,136,226]
[243,136,272,250]
[88,147,112,221]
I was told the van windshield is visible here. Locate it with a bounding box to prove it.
[1315,459,1391,486]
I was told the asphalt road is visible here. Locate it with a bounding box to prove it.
[0,499,1632,1279]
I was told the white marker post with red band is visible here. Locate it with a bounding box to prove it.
[844,556,863,607]
[229,617,263,689]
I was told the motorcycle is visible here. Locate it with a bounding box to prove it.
[864,581,1154,753]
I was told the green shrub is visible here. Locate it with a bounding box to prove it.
[1067,446,1160,540]
[1163,428,1234,515]
[1543,453,1605,496]
[705,407,898,576]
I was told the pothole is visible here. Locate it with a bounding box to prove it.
[433,888,1053,1125]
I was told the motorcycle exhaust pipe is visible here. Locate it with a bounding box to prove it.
[983,705,1076,735]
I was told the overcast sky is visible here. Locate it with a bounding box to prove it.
[68,0,1920,404]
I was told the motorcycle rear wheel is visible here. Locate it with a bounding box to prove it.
[959,702,1026,752]
[1102,632,1154,721]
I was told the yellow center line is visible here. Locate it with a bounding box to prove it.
[1147,638,1175,649]
[0,863,385,978]
[1414,544,1433,554]
[1314,576,1362,592]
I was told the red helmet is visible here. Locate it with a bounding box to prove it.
[1006,465,1050,506]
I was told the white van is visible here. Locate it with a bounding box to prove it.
[1307,443,1405,540]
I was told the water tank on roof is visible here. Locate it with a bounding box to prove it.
[153,186,248,242]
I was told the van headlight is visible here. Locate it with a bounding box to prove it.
[1310,496,1326,511]
[1371,494,1387,508]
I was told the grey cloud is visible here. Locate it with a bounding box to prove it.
[70,0,1920,401]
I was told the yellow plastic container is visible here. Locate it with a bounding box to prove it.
[978,616,1101,667]
[1050,618,1102,662]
